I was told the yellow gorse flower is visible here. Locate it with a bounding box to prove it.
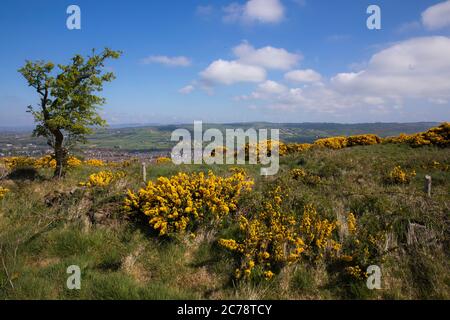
[387,166,416,184]
[300,204,339,258]
[385,122,449,147]
[220,187,334,280]
[84,159,105,167]
[0,186,10,199]
[155,157,172,164]
[1,155,82,170]
[124,170,254,236]
[80,170,126,187]
[345,265,368,280]
[314,136,348,150]
[347,212,357,235]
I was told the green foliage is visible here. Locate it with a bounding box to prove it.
[18,48,121,176]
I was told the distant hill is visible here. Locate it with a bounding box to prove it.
[85,122,440,151]
[0,122,441,153]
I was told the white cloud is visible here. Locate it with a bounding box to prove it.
[237,36,450,116]
[285,69,322,83]
[223,0,285,24]
[200,59,266,85]
[422,0,450,30]
[233,41,301,70]
[331,36,450,98]
[236,80,287,100]
[258,80,288,94]
[141,55,192,67]
[179,85,195,94]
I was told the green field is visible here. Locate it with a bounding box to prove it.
[0,122,439,154]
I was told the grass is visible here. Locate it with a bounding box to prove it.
[0,143,449,300]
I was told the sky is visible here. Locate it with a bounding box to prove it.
[0,0,450,126]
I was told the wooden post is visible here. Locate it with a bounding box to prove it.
[142,162,147,183]
[424,175,432,198]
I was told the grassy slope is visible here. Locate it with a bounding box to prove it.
[0,144,449,300]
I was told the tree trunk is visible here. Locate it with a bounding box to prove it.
[53,129,67,178]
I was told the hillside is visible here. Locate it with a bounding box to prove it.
[0,131,449,299]
[0,122,439,157]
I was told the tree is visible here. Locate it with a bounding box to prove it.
[18,48,121,178]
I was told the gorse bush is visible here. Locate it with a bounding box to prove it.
[313,134,383,150]
[285,143,313,154]
[314,136,348,150]
[299,204,340,260]
[1,155,82,170]
[243,139,288,161]
[80,170,126,187]
[384,122,450,147]
[0,186,10,199]
[346,134,382,147]
[386,166,416,184]
[290,168,307,180]
[1,156,39,169]
[84,159,106,167]
[338,212,385,281]
[219,187,340,281]
[290,168,322,186]
[220,187,306,281]
[155,157,172,164]
[123,169,254,236]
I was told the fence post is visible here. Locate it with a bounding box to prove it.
[424,175,432,198]
[142,162,147,183]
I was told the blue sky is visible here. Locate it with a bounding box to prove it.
[0,0,449,126]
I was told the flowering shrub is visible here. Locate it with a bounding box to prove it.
[347,212,357,235]
[290,168,307,180]
[123,169,254,236]
[421,161,449,172]
[384,123,449,147]
[300,204,340,260]
[417,122,450,147]
[285,143,313,154]
[1,157,36,169]
[243,140,287,161]
[155,157,172,164]
[347,134,382,147]
[314,136,348,150]
[290,168,322,186]
[84,159,105,167]
[0,186,9,199]
[35,155,82,169]
[80,170,126,187]
[219,187,306,280]
[67,156,82,167]
[2,155,82,170]
[33,155,56,169]
[386,166,416,184]
[219,188,340,280]
[338,212,385,280]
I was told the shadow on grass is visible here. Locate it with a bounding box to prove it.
[7,167,44,181]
